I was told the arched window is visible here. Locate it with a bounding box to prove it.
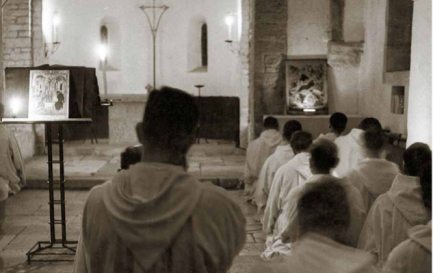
[201,24,208,67]
[100,25,108,45]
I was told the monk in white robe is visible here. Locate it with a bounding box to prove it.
[316,112,347,142]
[253,120,301,213]
[281,139,366,248]
[261,131,312,259]
[253,181,379,273]
[244,117,282,201]
[0,103,26,229]
[346,128,400,210]
[74,87,246,273]
[383,222,431,273]
[358,143,431,267]
[334,117,382,177]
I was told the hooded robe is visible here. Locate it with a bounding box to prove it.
[346,158,400,211]
[253,144,294,211]
[383,222,431,273]
[358,174,430,267]
[334,128,366,178]
[74,162,246,273]
[244,129,282,199]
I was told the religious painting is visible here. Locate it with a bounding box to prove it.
[285,59,328,114]
[28,70,70,120]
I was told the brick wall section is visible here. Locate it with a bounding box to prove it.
[1,0,45,159]
[252,0,288,135]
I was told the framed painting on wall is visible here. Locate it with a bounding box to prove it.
[28,70,70,120]
[285,59,328,114]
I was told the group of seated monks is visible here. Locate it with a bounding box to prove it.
[244,113,431,272]
[0,87,430,273]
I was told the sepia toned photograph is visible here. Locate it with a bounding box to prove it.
[0,0,431,272]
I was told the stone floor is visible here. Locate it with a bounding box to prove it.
[25,140,246,189]
[0,189,270,273]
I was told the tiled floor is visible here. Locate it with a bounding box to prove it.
[0,189,269,273]
[24,141,246,189]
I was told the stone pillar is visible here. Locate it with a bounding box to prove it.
[251,0,288,136]
[407,0,431,147]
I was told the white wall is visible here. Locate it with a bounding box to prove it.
[287,0,330,56]
[42,0,248,129]
[343,0,364,42]
[407,0,432,147]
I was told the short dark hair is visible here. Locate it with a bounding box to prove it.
[298,178,350,242]
[141,87,199,154]
[358,117,382,131]
[330,112,347,134]
[364,127,386,152]
[290,131,313,152]
[420,163,432,212]
[403,143,432,176]
[283,120,302,141]
[309,138,339,172]
[263,116,279,130]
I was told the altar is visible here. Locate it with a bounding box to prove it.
[264,115,364,138]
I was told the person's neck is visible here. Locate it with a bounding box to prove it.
[312,169,330,175]
[141,146,187,169]
[365,150,383,159]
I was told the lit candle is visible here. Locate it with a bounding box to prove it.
[52,13,60,43]
[225,14,234,41]
[10,97,22,117]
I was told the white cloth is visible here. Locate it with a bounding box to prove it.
[244,129,282,198]
[358,174,430,267]
[334,128,366,177]
[383,222,431,273]
[252,233,379,273]
[0,125,26,201]
[280,174,367,247]
[253,144,294,210]
[74,162,246,273]
[346,158,400,211]
[263,152,312,238]
[316,132,338,142]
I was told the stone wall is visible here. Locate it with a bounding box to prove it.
[1,0,45,159]
[252,0,287,134]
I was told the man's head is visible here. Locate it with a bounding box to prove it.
[358,117,382,131]
[263,116,279,131]
[329,112,347,135]
[309,138,339,174]
[290,131,313,154]
[403,142,431,176]
[283,120,302,142]
[420,163,431,214]
[363,127,386,157]
[298,177,350,243]
[136,87,199,161]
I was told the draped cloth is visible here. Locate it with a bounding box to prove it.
[253,144,294,210]
[358,174,431,267]
[74,162,246,273]
[334,128,366,178]
[252,233,379,273]
[383,222,431,273]
[346,158,400,211]
[0,125,25,201]
[244,129,282,199]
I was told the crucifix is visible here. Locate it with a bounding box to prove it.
[140,0,168,90]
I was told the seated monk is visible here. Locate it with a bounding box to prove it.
[252,180,379,273]
[346,128,400,211]
[244,116,282,201]
[261,131,313,258]
[334,117,382,177]
[73,87,246,273]
[358,143,432,267]
[280,139,366,248]
[253,120,302,215]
